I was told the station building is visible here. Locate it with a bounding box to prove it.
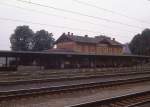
[55,32,123,55]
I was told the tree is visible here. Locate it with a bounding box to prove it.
[129,28,150,55]
[32,30,55,51]
[10,25,34,51]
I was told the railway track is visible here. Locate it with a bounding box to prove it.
[1,68,150,85]
[70,91,150,107]
[0,73,150,100]
[0,67,150,106]
[0,66,150,82]
[132,101,150,107]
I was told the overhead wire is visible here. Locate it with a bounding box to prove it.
[0,2,136,33]
[0,17,105,34]
[16,0,145,29]
[73,0,150,25]
[0,17,133,38]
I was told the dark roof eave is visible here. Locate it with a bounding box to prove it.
[0,50,149,58]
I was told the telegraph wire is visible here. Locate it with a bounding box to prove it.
[0,17,132,38]
[73,0,150,25]
[0,17,103,34]
[17,0,145,29]
[0,2,136,33]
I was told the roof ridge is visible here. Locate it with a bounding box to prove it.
[56,33,122,46]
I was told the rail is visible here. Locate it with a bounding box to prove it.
[0,66,150,83]
[70,91,150,107]
[0,73,150,99]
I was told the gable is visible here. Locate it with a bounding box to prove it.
[99,39,122,47]
[55,34,73,44]
[99,39,111,45]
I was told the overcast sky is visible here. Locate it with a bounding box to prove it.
[0,0,150,50]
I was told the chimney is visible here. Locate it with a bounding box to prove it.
[62,32,66,35]
[112,38,115,41]
[68,32,70,36]
[50,33,53,36]
[71,33,73,36]
[85,35,88,37]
